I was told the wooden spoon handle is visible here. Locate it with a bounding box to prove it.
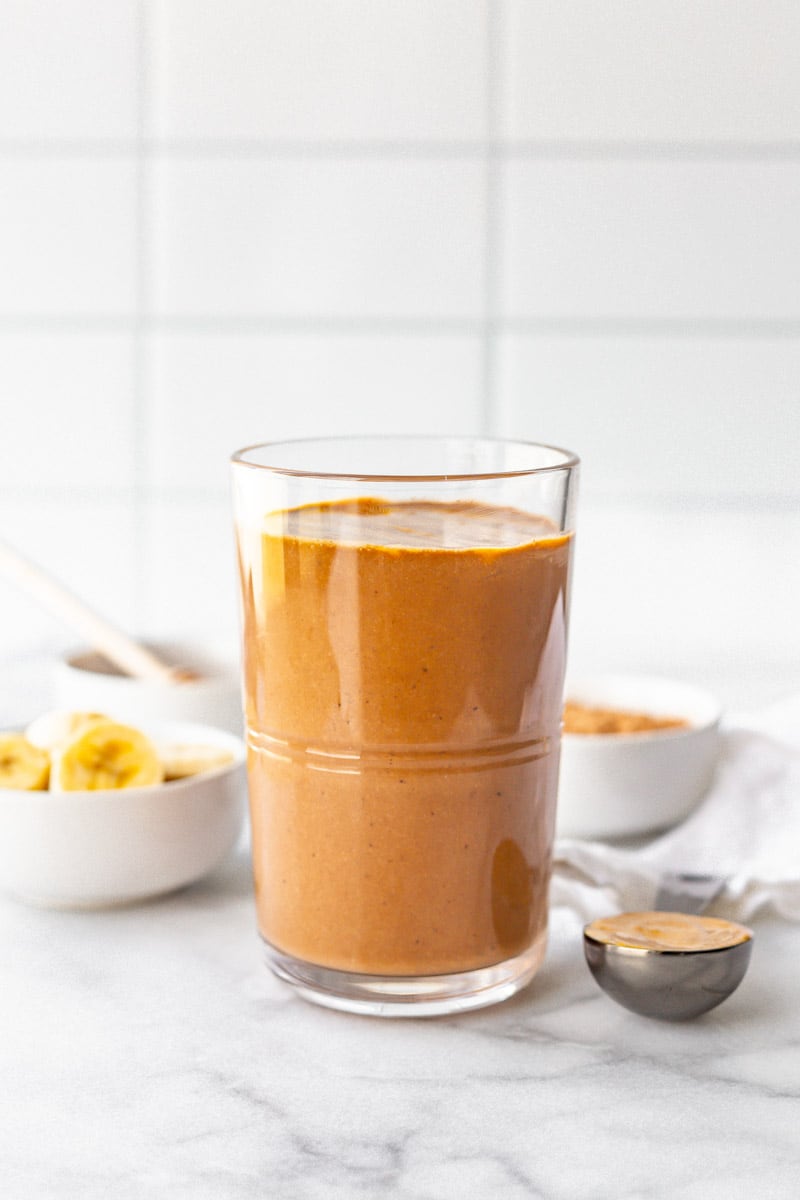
[0,540,184,684]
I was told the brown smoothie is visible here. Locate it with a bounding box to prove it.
[239,497,572,977]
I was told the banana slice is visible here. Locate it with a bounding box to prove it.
[158,743,235,781]
[26,710,108,752]
[51,721,164,792]
[0,733,50,790]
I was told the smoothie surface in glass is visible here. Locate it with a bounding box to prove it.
[240,497,572,976]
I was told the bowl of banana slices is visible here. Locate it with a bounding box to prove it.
[0,710,246,908]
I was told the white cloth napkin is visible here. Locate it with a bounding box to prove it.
[551,691,800,924]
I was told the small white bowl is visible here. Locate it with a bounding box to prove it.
[53,641,242,735]
[0,721,246,909]
[556,674,722,840]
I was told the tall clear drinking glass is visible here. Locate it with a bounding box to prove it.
[231,437,579,1016]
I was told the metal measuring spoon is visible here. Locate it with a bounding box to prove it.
[583,873,754,1020]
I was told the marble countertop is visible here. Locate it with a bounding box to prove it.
[2,856,799,1200]
[2,654,799,1198]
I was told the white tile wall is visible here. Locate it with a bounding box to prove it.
[139,496,239,647]
[501,162,800,319]
[148,0,487,141]
[502,1,800,142]
[496,335,800,499]
[147,332,484,491]
[1,1,799,704]
[0,161,137,316]
[568,505,800,688]
[151,160,485,318]
[0,333,137,490]
[0,2,138,141]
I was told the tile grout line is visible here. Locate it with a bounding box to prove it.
[4,314,800,337]
[3,138,800,161]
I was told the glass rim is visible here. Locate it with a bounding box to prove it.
[230,435,580,483]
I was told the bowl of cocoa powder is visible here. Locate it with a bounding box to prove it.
[556,674,721,840]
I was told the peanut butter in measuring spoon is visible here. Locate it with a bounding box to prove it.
[585,911,753,953]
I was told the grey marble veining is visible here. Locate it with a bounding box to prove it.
[2,846,799,1200]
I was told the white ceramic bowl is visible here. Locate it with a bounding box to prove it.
[53,641,242,735]
[0,721,246,908]
[556,674,722,840]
